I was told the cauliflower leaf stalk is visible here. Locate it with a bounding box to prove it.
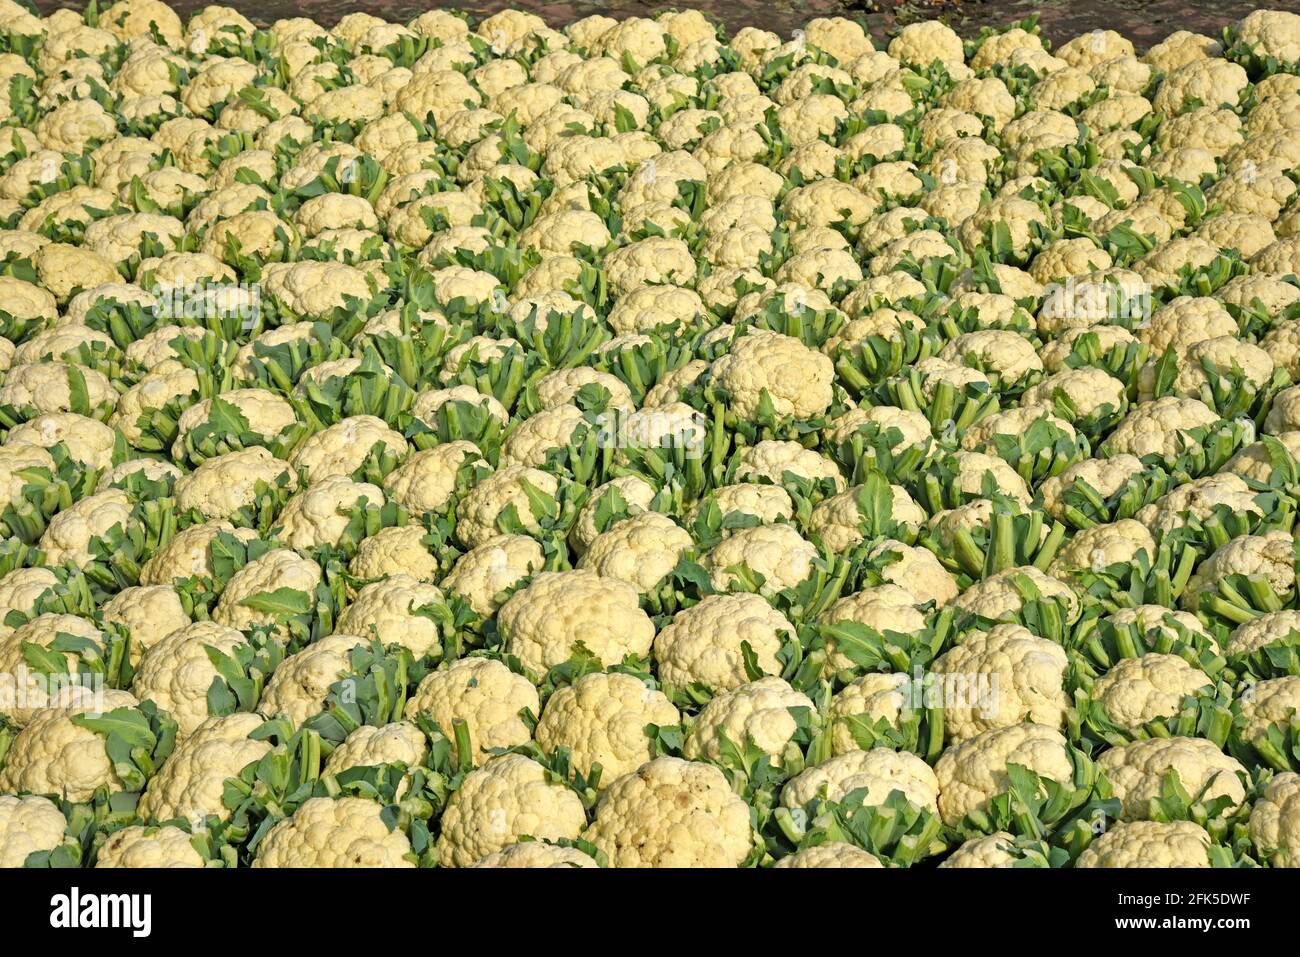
[987,416,1092,486]
[1054,466,1174,530]
[1070,614,1226,684]
[833,322,940,400]
[240,325,353,395]
[1230,627,1300,683]
[69,700,178,798]
[1070,539,1199,612]
[409,400,504,465]
[370,321,468,400]
[295,154,389,208]
[1146,346,1291,423]
[831,421,934,486]
[73,499,179,599]
[1229,686,1300,774]
[875,367,1000,440]
[615,408,731,505]
[771,786,949,867]
[1058,330,1151,395]
[0,444,100,544]
[815,608,956,684]
[294,349,415,435]
[203,626,287,717]
[174,394,304,468]
[215,718,326,857]
[956,571,1080,646]
[16,619,135,694]
[1142,766,1255,846]
[923,497,1068,587]
[301,640,435,748]
[1114,416,1254,480]
[954,748,1119,861]
[1072,677,1235,752]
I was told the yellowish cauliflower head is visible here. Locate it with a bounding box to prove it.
[403,657,538,765]
[1076,820,1212,867]
[1098,736,1248,821]
[436,754,588,867]
[498,570,655,675]
[253,797,414,868]
[583,757,754,867]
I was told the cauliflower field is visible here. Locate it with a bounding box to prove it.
[0,1,1299,871]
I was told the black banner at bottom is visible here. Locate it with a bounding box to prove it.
[0,866,1273,944]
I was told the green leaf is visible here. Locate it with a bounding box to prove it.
[238,587,312,616]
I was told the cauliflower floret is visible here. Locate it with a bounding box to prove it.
[455,466,559,549]
[952,566,1078,626]
[334,575,445,659]
[940,831,1032,868]
[0,794,67,867]
[95,825,205,869]
[1102,397,1220,460]
[864,538,960,608]
[438,534,544,618]
[0,363,116,419]
[1076,820,1212,868]
[887,20,964,67]
[136,713,269,824]
[582,757,754,867]
[469,842,598,868]
[290,416,408,485]
[736,440,845,491]
[498,570,655,676]
[535,672,679,788]
[782,747,940,814]
[1098,737,1248,821]
[0,688,140,802]
[1135,473,1265,537]
[174,448,297,522]
[684,677,813,769]
[934,723,1074,825]
[934,624,1070,742]
[257,632,367,727]
[821,584,928,675]
[773,842,884,868]
[130,621,248,738]
[1226,609,1300,660]
[212,549,322,634]
[322,721,430,778]
[1088,654,1213,733]
[1236,676,1300,744]
[1249,771,1300,868]
[1184,531,1296,610]
[404,657,538,765]
[807,483,923,554]
[274,477,385,553]
[1221,433,1300,484]
[708,330,834,421]
[253,796,413,868]
[938,330,1043,391]
[37,489,133,570]
[437,754,586,867]
[826,673,911,755]
[173,389,297,463]
[702,523,818,596]
[347,525,440,583]
[101,584,190,655]
[578,512,692,594]
[654,593,793,693]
